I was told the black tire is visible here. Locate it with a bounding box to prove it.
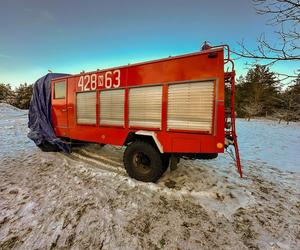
[38,141,59,152]
[123,141,164,182]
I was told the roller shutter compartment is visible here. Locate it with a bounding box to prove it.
[100,89,125,126]
[76,91,96,125]
[129,85,162,129]
[167,81,214,133]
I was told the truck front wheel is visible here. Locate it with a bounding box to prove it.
[123,141,164,182]
[38,141,59,152]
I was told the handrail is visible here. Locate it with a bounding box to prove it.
[205,43,243,177]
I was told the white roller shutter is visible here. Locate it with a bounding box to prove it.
[167,81,214,133]
[100,89,125,126]
[129,85,162,129]
[76,91,96,124]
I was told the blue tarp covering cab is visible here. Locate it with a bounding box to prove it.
[28,73,71,152]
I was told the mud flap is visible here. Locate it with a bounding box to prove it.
[170,155,180,171]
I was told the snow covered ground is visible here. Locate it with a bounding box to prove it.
[0,103,299,249]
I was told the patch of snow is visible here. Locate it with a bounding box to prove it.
[0,104,300,249]
[235,119,300,172]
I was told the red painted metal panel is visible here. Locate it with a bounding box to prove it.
[51,48,225,154]
[52,78,69,137]
[127,53,222,87]
[172,138,201,152]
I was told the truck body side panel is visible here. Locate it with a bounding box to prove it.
[51,49,225,153]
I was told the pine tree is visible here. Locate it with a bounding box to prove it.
[235,65,280,119]
[0,83,15,104]
[14,83,33,109]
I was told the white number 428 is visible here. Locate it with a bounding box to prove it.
[78,69,121,91]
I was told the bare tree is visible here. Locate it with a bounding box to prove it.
[235,0,300,79]
[274,73,300,123]
[274,96,300,124]
[243,103,263,121]
[274,109,300,124]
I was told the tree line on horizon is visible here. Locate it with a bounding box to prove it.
[0,83,33,110]
[0,64,299,123]
[226,65,300,123]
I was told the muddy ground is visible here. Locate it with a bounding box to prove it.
[0,104,300,249]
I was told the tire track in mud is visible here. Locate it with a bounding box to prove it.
[60,147,253,219]
[64,148,127,176]
[80,148,124,168]
[61,148,255,222]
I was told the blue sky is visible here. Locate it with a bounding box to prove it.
[0,0,298,87]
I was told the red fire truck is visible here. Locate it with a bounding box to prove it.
[50,44,241,182]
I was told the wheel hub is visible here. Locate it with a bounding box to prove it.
[133,152,151,173]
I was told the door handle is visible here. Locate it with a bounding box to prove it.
[62,107,72,112]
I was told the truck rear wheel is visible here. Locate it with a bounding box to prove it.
[123,141,164,182]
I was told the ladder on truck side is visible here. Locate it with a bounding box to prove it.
[203,43,242,177]
[207,44,242,177]
[224,70,242,178]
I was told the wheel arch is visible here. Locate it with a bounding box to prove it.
[123,131,164,153]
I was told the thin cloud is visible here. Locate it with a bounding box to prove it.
[23,8,33,13]
[0,54,11,59]
[40,10,55,22]
[23,7,55,22]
